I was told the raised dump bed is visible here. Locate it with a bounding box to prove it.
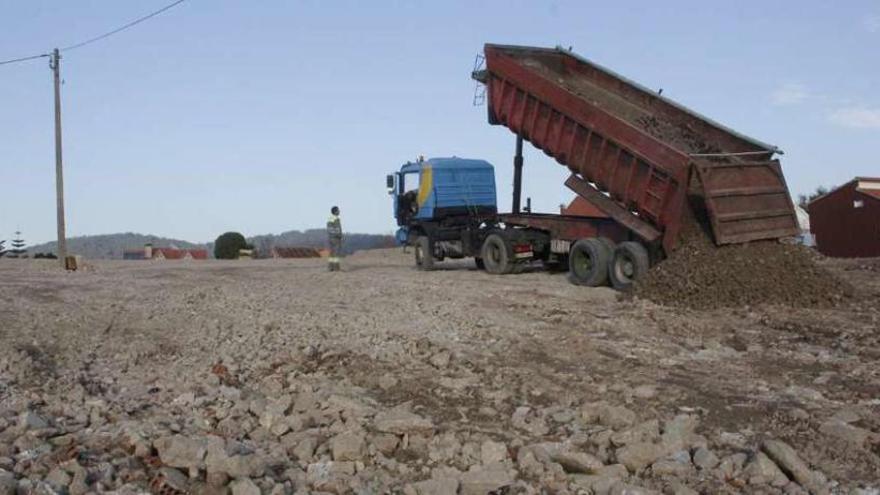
[478,44,799,254]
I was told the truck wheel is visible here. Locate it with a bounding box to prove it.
[481,234,514,275]
[567,238,612,287]
[414,236,434,271]
[474,257,485,270]
[597,237,616,253]
[609,241,650,290]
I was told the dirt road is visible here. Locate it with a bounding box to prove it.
[0,251,878,494]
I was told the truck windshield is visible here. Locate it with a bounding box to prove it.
[401,172,419,194]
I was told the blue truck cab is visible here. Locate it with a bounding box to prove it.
[387,157,500,269]
[388,157,497,242]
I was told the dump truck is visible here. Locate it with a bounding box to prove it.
[389,156,635,283]
[389,44,800,289]
[390,157,497,271]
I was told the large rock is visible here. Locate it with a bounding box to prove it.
[743,452,789,487]
[282,431,320,461]
[411,477,459,495]
[660,415,699,451]
[154,435,219,469]
[371,433,400,456]
[229,477,261,495]
[611,420,660,447]
[650,457,692,477]
[819,420,874,448]
[259,402,293,437]
[511,407,549,436]
[325,394,377,420]
[378,375,398,391]
[516,448,545,479]
[429,351,452,369]
[550,451,603,474]
[44,467,70,492]
[458,467,515,495]
[428,433,462,463]
[830,407,861,424]
[153,467,190,494]
[761,440,828,495]
[570,464,628,495]
[480,440,508,465]
[0,471,17,495]
[374,410,434,436]
[632,385,657,399]
[616,442,666,473]
[61,460,89,495]
[205,440,267,478]
[692,447,719,470]
[715,453,747,480]
[582,402,636,429]
[19,411,49,430]
[306,461,355,494]
[599,405,636,430]
[219,454,267,479]
[330,432,365,461]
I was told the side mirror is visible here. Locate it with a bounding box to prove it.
[386,174,395,190]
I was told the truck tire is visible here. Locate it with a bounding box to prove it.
[597,237,616,254]
[481,233,514,275]
[414,236,434,271]
[609,241,650,290]
[567,238,612,287]
[474,257,485,270]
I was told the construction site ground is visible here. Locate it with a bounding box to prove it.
[0,250,878,494]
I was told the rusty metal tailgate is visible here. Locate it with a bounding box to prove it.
[695,159,800,244]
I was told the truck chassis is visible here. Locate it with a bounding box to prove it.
[407,204,647,289]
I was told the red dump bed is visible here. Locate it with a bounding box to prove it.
[480,44,799,252]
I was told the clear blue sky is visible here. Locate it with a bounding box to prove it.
[2,1,878,245]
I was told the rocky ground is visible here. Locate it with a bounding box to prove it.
[0,250,878,494]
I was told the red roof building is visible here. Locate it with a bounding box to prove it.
[153,248,208,260]
[271,246,321,258]
[124,245,207,260]
[808,177,880,258]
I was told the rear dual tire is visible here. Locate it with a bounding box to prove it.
[567,238,649,290]
[567,238,613,287]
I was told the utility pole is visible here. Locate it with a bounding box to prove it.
[50,48,67,266]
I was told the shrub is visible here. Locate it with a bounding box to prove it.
[214,232,248,259]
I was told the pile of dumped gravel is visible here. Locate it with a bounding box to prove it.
[632,204,854,310]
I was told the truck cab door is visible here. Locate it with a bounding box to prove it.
[398,172,421,223]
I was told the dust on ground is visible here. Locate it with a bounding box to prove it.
[0,251,878,494]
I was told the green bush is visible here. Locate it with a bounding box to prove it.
[214,232,248,259]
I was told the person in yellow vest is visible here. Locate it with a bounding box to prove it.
[327,206,343,271]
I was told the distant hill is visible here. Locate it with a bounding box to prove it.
[27,229,395,259]
[27,233,206,260]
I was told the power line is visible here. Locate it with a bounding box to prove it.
[61,0,187,52]
[0,52,49,66]
[0,0,186,66]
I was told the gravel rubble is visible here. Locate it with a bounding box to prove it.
[1,251,878,493]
